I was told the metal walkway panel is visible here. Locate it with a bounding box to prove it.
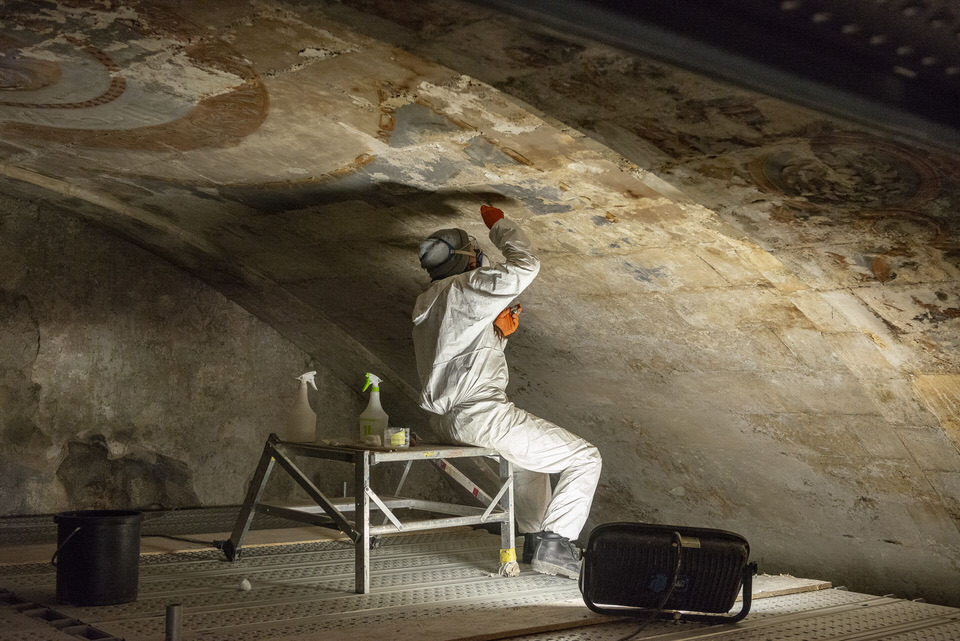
[881,623,960,640]
[503,590,960,641]
[96,574,576,638]
[42,551,521,621]
[3,529,960,641]
[1,539,501,595]
[0,608,81,641]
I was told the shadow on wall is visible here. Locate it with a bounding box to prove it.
[56,435,200,510]
[215,180,515,216]
[0,179,543,517]
[165,178,538,414]
[0,193,346,516]
[190,180,552,505]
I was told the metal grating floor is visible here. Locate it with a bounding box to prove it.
[1,528,959,641]
[507,594,960,641]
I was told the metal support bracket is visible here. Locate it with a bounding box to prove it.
[430,458,495,505]
[482,474,513,523]
[271,444,358,541]
[366,487,403,531]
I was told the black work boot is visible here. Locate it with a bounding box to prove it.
[531,531,581,579]
[521,532,537,564]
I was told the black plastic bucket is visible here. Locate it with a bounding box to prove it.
[52,510,142,606]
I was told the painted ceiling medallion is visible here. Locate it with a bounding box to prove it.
[0,37,125,110]
[0,5,267,151]
[750,133,940,211]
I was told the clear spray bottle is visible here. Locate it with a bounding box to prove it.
[287,371,318,442]
[359,373,388,446]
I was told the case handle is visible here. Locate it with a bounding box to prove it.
[51,526,82,568]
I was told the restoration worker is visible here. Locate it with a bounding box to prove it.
[412,204,602,578]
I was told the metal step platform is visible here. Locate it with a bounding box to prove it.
[222,435,518,593]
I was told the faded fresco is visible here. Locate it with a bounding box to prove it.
[1,0,959,605]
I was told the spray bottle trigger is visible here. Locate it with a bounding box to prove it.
[297,371,318,391]
[362,372,382,392]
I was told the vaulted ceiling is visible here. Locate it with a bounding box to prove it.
[1,0,959,606]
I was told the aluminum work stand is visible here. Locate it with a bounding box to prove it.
[223,433,518,593]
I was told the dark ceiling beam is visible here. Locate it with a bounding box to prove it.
[475,0,960,151]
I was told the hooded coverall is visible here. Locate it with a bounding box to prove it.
[412,217,601,541]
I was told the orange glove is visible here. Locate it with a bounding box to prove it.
[493,304,522,339]
[481,205,504,229]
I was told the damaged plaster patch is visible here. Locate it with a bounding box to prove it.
[16,35,104,66]
[57,3,139,31]
[568,161,606,174]
[463,137,516,167]
[259,45,356,77]
[912,296,960,325]
[623,260,667,283]
[417,76,543,135]
[357,145,463,190]
[126,50,245,100]
[492,181,576,215]
[299,47,338,60]
[103,37,173,55]
[389,103,461,148]
[11,2,135,30]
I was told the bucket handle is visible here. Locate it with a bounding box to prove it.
[51,527,82,568]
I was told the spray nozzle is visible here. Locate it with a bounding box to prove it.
[296,371,318,391]
[362,372,383,392]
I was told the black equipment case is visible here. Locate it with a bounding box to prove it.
[580,522,757,623]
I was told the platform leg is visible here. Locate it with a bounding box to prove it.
[223,436,277,561]
[498,456,519,577]
[372,460,413,549]
[355,450,371,593]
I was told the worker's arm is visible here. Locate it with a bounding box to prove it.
[460,214,540,321]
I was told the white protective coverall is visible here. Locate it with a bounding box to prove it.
[412,217,602,541]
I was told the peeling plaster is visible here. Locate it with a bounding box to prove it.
[417,76,543,135]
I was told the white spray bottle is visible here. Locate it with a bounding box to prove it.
[287,371,318,442]
[359,373,388,445]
